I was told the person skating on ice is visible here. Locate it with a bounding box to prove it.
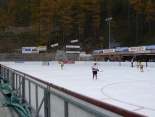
[91,62,99,79]
[136,61,140,68]
[139,62,144,72]
[60,61,64,69]
[131,58,134,67]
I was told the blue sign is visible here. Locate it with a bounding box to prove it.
[92,50,103,53]
[146,45,155,50]
[25,49,31,51]
[115,47,129,52]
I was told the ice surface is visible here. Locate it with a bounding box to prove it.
[2,61,155,117]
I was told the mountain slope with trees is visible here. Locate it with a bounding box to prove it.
[0,0,155,53]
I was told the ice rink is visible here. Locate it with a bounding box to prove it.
[1,61,155,117]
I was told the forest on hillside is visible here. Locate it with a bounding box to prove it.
[0,0,155,53]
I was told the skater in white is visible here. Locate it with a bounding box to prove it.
[91,62,99,79]
[139,62,144,72]
[60,61,64,69]
[136,61,140,68]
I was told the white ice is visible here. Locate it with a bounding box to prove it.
[2,61,155,117]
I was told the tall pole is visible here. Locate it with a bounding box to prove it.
[105,17,112,61]
[109,21,110,60]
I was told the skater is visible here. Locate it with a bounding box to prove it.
[91,62,99,79]
[60,61,64,69]
[139,62,144,72]
[136,61,140,68]
[131,58,134,67]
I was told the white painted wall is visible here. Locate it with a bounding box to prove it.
[0,61,154,67]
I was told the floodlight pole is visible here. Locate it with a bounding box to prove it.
[105,17,112,61]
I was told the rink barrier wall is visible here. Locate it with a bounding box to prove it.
[0,62,148,117]
[0,61,155,67]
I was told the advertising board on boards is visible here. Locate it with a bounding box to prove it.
[22,47,39,53]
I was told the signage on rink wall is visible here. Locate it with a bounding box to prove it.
[115,47,129,52]
[66,45,80,53]
[103,49,115,53]
[146,45,155,50]
[38,46,47,51]
[51,43,59,47]
[129,46,146,51]
[92,45,155,54]
[80,52,91,57]
[22,47,39,53]
[70,39,78,43]
[134,50,150,53]
[92,50,103,53]
[31,47,39,53]
[59,60,75,64]
[22,47,31,53]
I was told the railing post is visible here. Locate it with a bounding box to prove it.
[64,101,68,117]
[11,71,15,90]
[22,75,25,103]
[0,64,1,75]
[44,86,50,117]
[35,85,38,113]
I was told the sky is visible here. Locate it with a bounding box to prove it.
[2,61,155,117]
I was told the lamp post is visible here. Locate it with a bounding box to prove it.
[105,17,112,61]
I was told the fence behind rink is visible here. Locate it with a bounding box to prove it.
[0,63,147,117]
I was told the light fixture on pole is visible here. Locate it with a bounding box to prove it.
[105,17,112,61]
